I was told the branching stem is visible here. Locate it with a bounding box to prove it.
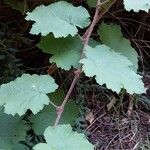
[53,0,117,127]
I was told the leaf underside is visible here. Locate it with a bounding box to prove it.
[25,1,90,37]
[98,22,138,72]
[123,0,150,12]
[80,45,146,94]
[0,74,58,116]
[33,124,94,150]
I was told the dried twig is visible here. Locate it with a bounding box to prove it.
[107,96,117,111]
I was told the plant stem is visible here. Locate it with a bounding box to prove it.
[53,70,80,126]
[53,0,117,127]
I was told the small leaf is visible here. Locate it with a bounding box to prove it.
[25,1,90,37]
[86,0,96,7]
[86,0,116,8]
[123,0,150,12]
[98,22,138,71]
[0,74,58,116]
[80,45,146,94]
[33,124,94,150]
[30,89,79,135]
[38,35,82,70]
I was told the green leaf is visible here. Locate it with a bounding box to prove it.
[98,22,138,71]
[86,0,96,7]
[0,74,58,116]
[30,89,79,135]
[25,1,90,37]
[80,45,146,94]
[89,38,99,47]
[11,144,28,150]
[123,0,150,12]
[38,35,97,70]
[0,108,28,149]
[86,0,116,8]
[38,35,82,70]
[0,143,27,150]
[0,143,25,150]
[33,124,94,150]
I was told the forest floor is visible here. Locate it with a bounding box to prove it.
[0,0,150,149]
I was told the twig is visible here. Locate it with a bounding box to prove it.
[53,70,80,126]
[49,100,58,108]
[107,96,117,111]
[53,1,100,126]
[53,0,117,127]
[85,113,106,131]
[83,0,117,39]
[97,0,117,22]
[105,133,119,150]
[127,95,134,117]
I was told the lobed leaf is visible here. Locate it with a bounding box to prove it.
[123,0,150,12]
[0,108,28,149]
[38,35,82,70]
[33,124,94,150]
[98,22,138,71]
[0,74,58,116]
[25,1,90,37]
[86,0,96,7]
[80,45,146,94]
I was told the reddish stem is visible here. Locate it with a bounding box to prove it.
[53,0,117,127]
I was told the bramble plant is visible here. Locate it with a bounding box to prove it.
[0,0,150,149]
